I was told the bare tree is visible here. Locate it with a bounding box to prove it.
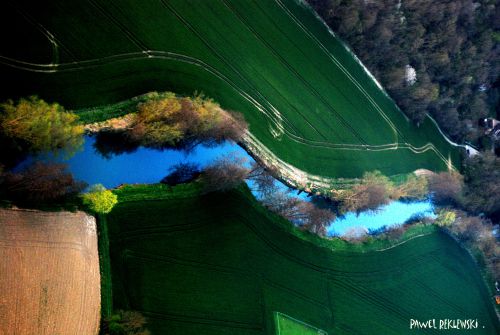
[246,161,335,236]
[449,215,484,243]
[343,226,368,243]
[385,225,406,241]
[202,154,249,192]
[1,162,86,204]
[298,201,335,236]
[201,110,248,143]
[334,171,393,214]
[428,171,463,205]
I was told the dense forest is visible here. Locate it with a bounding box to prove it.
[308,0,500,144]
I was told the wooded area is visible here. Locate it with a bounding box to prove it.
[308,0,500,143]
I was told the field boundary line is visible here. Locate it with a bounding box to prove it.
[0,51,454,158]
[275,0,456,168]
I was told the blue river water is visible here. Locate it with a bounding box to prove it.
[21,135,434,236]
[328,200,435,236]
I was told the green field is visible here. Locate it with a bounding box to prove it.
[105,184,499,334]
[274,312,327,335]
[0,0,460,178]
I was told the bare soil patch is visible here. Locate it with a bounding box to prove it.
[0,209,100,335]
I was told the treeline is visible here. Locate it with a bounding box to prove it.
[180,156,429,236]
[0,94,247,210]
[89,92,248,157]
[308,0,500,142]
[126,92,247,149]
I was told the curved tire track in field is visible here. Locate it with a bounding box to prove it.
[6,1,74,62]
[113,205,457,335]
[0,52,446,153]
[0,0,456,180]
[272,0,454,167]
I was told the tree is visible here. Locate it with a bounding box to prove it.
[449,214,485,244]
[128,92,248,148]
[81,184,118,214]
[202,154,249,192]
[0,96,84,165]
[298,201,335,236]
[428,171,463,206]
[393,174,428,199]
[129,93,184,147]
[1,162,86,204]
[463,153,500,217]
[307,0,499,143]
[334,171,393,214]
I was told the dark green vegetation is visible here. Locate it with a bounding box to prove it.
[463,153,500,219]
[0,0,459,178]
[309,0,500,143]
[98,215,113,319]
[102,310,150,335]
[105,184,499,334]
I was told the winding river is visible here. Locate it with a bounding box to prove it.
[20,135,435,236]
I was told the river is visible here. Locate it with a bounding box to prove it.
[19,135,435,236]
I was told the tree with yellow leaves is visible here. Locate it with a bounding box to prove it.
[0,96,83,162]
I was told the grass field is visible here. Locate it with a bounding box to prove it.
[0,209,100,335]
[105,184,499,334]
[274,312,327,335]
[0,0,460,178]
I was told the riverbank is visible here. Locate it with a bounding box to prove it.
[78,97,426,198]
[100,181,499,334]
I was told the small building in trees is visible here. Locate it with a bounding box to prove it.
[465,144,479,158]
[481,118,500,140]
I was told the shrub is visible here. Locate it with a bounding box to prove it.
[103,310,150,335]
[81,184,118,214]
[434,210,456,227]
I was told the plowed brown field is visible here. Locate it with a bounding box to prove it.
[0,209,100,335]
